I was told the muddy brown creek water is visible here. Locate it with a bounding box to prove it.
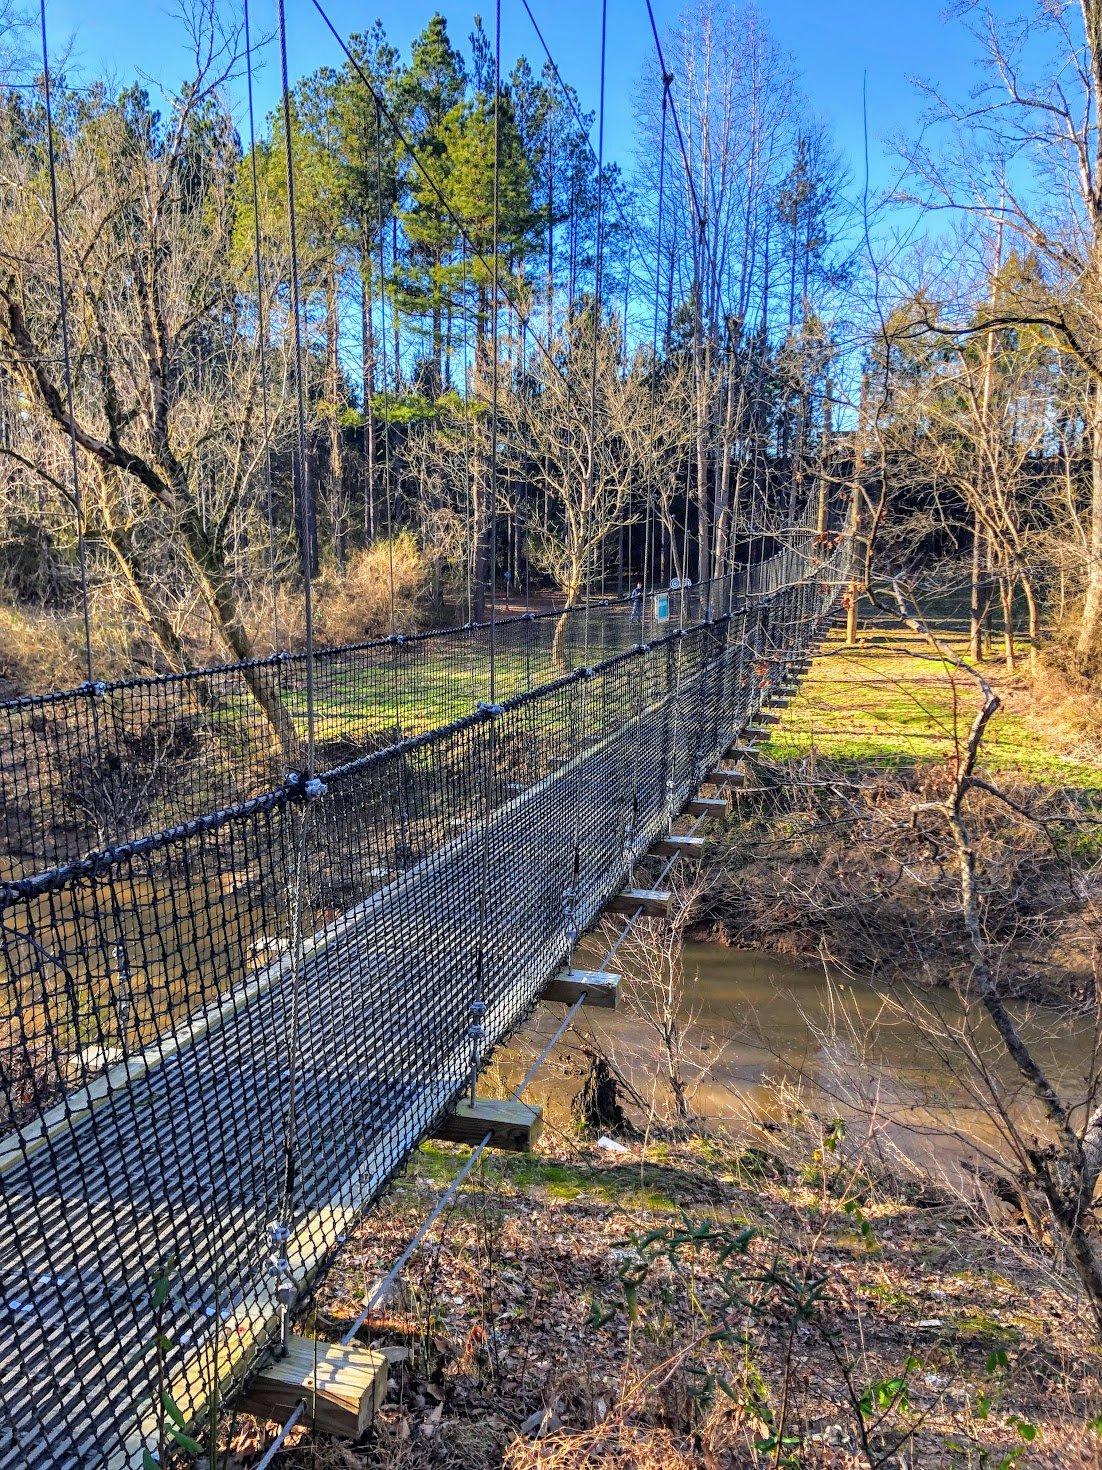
[501,941,1096,1182]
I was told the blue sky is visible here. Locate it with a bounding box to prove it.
[41,0,1007,200]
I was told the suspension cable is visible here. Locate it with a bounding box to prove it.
[374,100,398,642]
[641,78,671,644]
[580,0,608,670]
[277,0,318,774]
[39,0,93,683]
[517,0,651,269]
[487,0,502,701]
[243,0,281,654]
[272,0,322,1359]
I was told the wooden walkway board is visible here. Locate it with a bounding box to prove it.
[686,795,726,818]
[434,1097,542,1150]
[725,741,757,758]
[544,967,620,1008]
[608,887,671,917]
[241,1335,388,1437]
[653,833,705,860]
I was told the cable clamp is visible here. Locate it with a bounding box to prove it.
[466,996,487,1042]
[267,1221,296,1310]
[387,633,407,646]
[285,771,328,801]
[583,666,596,679]
[79,680,108,697]
[477,701,504,718]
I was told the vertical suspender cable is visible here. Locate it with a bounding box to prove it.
[642,80,670,645]
[375,99,398,638]
[487,0,502,702]
[272,0,322,1357]
[581,0,608,670]
[244,0,281,653]
[466,0,504,1109]
[39,0,93,683]
[278,0,318,775]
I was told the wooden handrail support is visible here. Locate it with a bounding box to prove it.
[240,1335,388,1438]
[544,967,620,1008]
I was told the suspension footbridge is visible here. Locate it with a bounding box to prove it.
[0,533,847,1466]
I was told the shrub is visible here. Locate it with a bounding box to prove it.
[312,534,429,646]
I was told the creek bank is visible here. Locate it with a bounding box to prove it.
[684,756,1097,1009]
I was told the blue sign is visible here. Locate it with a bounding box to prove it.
[654,593,670,622]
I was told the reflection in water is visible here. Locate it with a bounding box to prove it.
[503,942,1096,1180]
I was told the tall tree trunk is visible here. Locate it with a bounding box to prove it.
[177,509,297,757]
[1022,574,1040,678]
[325,266,345,569]
[1078,377,1102,672]
[361,256,376,542]
[1000,571,1016,672]
[970,514,985,662]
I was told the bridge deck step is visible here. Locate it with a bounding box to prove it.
[653,834,706,860]
[726,741,757,758]
[608,887,672,917]
[240,1334,388,1438]
[544,968,620,1008]
[433,1097,542,1151]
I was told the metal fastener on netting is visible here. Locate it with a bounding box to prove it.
[466,997,487,1106]
[266,1221,296,1356]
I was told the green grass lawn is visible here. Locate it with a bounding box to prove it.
[771,623,1102,789]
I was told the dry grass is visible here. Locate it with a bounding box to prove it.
[313,535,429,647]
[0,596,134,695]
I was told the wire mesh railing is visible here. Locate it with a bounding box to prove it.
[0,531,848,1468]
[0,577,731,880]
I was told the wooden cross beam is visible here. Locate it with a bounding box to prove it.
[433,1098,542,1151]
[706,766,746,789]
[652,833,706,861]
[543,967,620,1008]
[686,795,727,819]
[241,1336,388,1438]
[607,887,672,917]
